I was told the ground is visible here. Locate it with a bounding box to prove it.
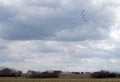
[0,77,120,82]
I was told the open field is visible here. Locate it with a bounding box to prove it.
[1,78,120,82]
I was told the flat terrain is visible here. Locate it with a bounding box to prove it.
[0,78,120,82]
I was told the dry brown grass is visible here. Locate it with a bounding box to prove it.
[0,77,120,82]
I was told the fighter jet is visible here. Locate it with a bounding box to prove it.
[80,9,87,22]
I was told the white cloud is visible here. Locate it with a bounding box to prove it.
[110,24,120,41]
[0,39,119,72]
[0,0,23,6]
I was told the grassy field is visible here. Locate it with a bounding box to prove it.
[1,78,120,82]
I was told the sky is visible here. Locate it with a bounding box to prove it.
[0,0,120,72]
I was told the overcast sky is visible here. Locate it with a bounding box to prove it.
[0,0,120,72]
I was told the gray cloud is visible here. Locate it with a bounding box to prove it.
[0,0,118,41]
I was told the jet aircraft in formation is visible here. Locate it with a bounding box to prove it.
[80,9,86,22]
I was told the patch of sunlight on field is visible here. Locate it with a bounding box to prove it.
[1,78,120,82]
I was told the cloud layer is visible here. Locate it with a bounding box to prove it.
[0,0,120,72]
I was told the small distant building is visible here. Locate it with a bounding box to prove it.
[72,72,80,75]
[84,72,91,78]
[53,70,62,74]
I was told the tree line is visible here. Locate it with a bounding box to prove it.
[0,67,120,78]
[91,70,120,78]
[0,67,61,78]
[0,68,22,77]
